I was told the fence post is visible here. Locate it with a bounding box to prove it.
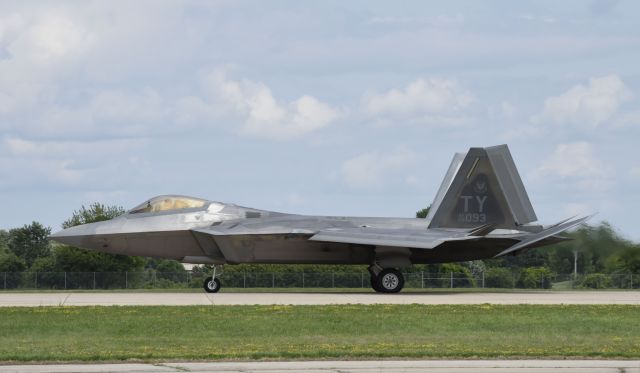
[153,271,156,288]
[243,272,246,288]
[421,271,424,288]
[450,272,453,288]
[512,274,516,288]
[482,271,485,288]
[332,272,335,288]
[631,274,634,289]
[35,272,38,289]
[361,272,364,288]
[125,272,128,289]
[93,272,96,290]
[302,272,305,289]
[64,272,67,290]
[272,273,275,288]
[541,273,544,289]
[3,272,6,290]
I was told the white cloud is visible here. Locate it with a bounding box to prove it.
[0,9,95,116]
[612,109,640,128]
[0,137,148,189]
[3,67,337,141]
[500,101,517,120]
[531,142,613,192]
[11,12,93,62]
[2,137,143,158]
[363,77,473,118]
[541,75,632,127]
[35,89,168,138]
[533,142,605,178]
[340,148,417,190]
[204,71,340,140]
[562,202,593,217]
[367,15,465,28]
[286,193,305,206]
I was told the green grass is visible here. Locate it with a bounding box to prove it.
[0,305,639,362]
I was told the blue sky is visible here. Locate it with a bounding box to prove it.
[1,0,640,240]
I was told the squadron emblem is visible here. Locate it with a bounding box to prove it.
[473,176,488,194]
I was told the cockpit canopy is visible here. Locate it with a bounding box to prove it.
[129,195,209,214]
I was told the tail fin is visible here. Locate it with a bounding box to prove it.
[427,145,537,229]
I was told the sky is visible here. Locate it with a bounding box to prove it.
[1,0,640,240]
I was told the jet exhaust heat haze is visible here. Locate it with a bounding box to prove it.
[51,145,591,293]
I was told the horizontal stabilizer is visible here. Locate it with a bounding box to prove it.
[494,215,593,257]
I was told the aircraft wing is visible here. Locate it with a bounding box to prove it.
[193,218,483,250]
[309,227,479,249]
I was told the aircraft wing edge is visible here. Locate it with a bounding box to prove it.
[494,214,594,257]
[309,229,479,250]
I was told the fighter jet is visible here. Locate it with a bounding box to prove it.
[50,145,590,293]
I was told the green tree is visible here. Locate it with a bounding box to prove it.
[151,259,188,284]
[30,256,58,272]
[0,252,27,288]
[62,203,126,229]
[54,245,143,272]
[608,246,640,274]
[578,273,612,289]
[484,267,514,288]
[416,206,430,219]
[542,222,634,275]
[518,267,554,289]
[8,222,51,266]
[0,252,26,272]
[147,258,186,273]
[0,229,10,254]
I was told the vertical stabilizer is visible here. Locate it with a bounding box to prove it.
[425,152,465,222]
[428,145,537,229]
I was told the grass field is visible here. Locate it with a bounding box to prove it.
[0,304,639,361]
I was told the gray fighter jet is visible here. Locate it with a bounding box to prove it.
[50,145,590,293]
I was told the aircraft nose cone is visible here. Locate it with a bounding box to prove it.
[49,225,93,247]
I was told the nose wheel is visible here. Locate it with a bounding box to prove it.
[203,276,221,293]
[370,268,404,293]
[203,265,223,293]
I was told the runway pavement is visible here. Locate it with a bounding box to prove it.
[0,290,639,306]
[1,360,639,372]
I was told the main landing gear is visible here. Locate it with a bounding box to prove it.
[203,265,223,293]
[369,266,405,293]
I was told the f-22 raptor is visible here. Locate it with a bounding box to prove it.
[51,145,590,293]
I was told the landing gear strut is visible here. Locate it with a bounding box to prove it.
[369,265,405,293]
[203,265,223,293]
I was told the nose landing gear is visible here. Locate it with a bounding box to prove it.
[203,276,220,293]
[203,265,223,293]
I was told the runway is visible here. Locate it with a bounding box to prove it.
[0,291,639,306]
[1,360,639,372]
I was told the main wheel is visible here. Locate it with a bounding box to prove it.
[376,269,404,293]
[203,276,221,293]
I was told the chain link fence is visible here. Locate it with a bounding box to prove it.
[0,271,637,290]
